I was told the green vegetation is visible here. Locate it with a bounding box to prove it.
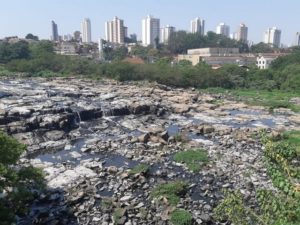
[282,131,300,155]
[129,164,150,175]
[174,149,208,172]
[151,181,188,206]
[170,209,193,225]
[0,40,299,94]
[167,31,249,54]
[0,132,45,224]
[203,88,300,112]
[214,131,300,225]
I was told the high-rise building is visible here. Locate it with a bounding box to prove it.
[73,31,81,42]
[124,27,128,39]
[160,25,175,44]
[236,23,248,42]
[130,34,137,42]
[142,15,160,47]
[98,38,104,60]
[105,16,126,44]
[295,32,300,46]
[216,23,230,37]
[51,21,59,42]
[264,27,281,48]
[190,17,205,35]
[81,18,92,43]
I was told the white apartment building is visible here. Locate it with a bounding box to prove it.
[190,17,205,35]
[264,27,281,48]
[81,18,92,43]
[105,16,126,44]
[160,25,175,44]
[216,23,230,37]
[142,15,160,46]
[236,23,248,42]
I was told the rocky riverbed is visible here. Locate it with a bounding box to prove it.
[0,77,299,225]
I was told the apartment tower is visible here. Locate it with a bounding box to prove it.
[142,15,160,46]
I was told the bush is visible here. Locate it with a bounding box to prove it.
[170,209,193,225]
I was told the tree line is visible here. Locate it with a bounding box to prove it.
[0,39,299,91]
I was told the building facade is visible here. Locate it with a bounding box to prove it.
[142,15,160,46]
[160,25,175,44]
[295,32,300,46]
[190,17,205,35]
[51,21,59,42]
[73,31,81,42]
[105,17,126,44]
[236,23,248,42]
[256,55,276,69]
[81,18,92,43]
[264,27,281,48]
[216,23,230,37]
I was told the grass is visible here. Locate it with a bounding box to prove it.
[129,164,150,175]
[282,130,300,155]
[173,149,208,172]
[201,88,300,112]
[170,209,193,225]
[151,181,188,206]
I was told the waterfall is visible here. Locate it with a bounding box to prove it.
[76,111,82,123]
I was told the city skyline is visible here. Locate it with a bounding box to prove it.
[1,0,300,46]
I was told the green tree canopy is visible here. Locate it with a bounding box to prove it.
[0,132,45,224]
[0,41,30,63]
[25,33,39,41]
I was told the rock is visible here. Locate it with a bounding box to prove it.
[138,133,150,143]
[45,130,65,141]
[199,125,215,134]
[200,213,211,222]
[172,104,190,114]
[47,166,97,188]
[159,131,169,142]
[120,195,132,202]
[107,166,118,173]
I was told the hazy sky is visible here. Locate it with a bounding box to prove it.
[0,0,299,45]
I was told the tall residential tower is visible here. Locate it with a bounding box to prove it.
[216,23,230,37]
[160,25,175,44]
[264,27,281,48]
[142,15,160,47]
[51,21,59,42]
[105,16,126,44]
[190,17,205,35]
[81,18,92,43]
[236,23,248,42]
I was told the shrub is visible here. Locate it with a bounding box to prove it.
[170,209,193,225]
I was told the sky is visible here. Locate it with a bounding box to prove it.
[0,0,299,46]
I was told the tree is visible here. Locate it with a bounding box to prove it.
[250,42,274,53]
[0,41,30,63]
[25,33,39,41]
[0,132,45,224]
